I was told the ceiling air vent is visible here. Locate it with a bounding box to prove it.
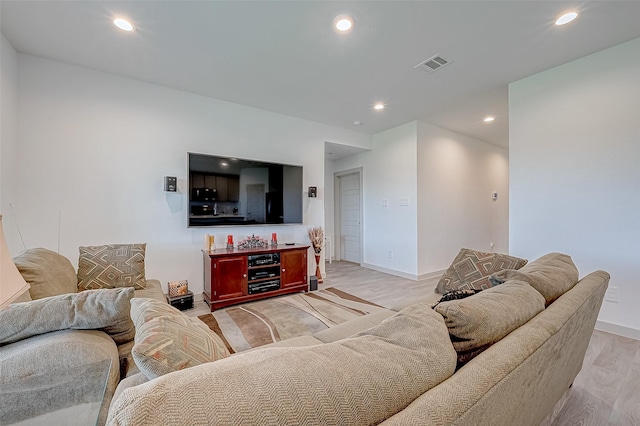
[414,54,450,74]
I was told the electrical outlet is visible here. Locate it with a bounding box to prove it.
[605,286,620,303]
[382,199,389,207]
[387,250,393,259]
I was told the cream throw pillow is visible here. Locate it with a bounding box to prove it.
[434,280,545,365]
[13,248,78,299]
[490,252,579,305]
[130,298,230,380]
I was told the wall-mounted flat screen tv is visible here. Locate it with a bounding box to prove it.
[188,152,303,227]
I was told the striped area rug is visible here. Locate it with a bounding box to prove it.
[198,288,385,353]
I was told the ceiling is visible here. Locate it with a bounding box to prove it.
[2,1,639,154]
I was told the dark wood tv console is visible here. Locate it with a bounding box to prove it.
[202,244,309,311]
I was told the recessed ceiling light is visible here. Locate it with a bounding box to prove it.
[221,162,228,167]
[483,116,495,123]
[333,15,354,32]
[555,12,578,26]
[113,18,135,32]
[353,121,362,126]
[373,103,385,111]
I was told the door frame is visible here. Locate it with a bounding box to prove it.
[333,167,363,264]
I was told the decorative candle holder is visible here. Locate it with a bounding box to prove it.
[271,232,278,246]
[226,235,234,250]
[237,234,269,249]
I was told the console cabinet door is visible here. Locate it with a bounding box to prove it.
[281,249,307,288]
[213,256,247,300]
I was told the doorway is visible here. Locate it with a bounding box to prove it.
[334,169,362,264]
[246,184,265,223]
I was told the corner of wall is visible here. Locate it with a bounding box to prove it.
[0,33,20,252]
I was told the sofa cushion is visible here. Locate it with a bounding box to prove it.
[313,310,396,343]
[434,280,545,365]
[13,248,78,299]
[132,279,165,302]
[130,298,230,380]
[490,252,579,305]
[77,244,147,291]
[435,248,527,294]
[0,287,135,345]
[107,303,457,426]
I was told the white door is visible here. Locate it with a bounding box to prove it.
[246,184,265,223]
[339,173,361,263]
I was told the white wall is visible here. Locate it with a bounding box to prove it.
[12,54,371,296]
[510,38,640,336]
[0,34,19,252]
[331,122,419,277]
[327,120,509,280]
[417,121,509,276]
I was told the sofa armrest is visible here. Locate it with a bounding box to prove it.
[0,329,120,426]
[381,270,609,426]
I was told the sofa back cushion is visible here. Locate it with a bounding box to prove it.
[434,280,545,365]
[77,244,147,291]
[0,287,135,345]
[435,248,528,294]
[13,248,78,300]
[108,304,457,426]
[490,252,579,305]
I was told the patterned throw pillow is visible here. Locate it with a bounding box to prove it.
[435,248,527,294]
[77,244,147,291]
[130,298,230,380]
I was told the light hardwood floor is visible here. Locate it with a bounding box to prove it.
[189,261,640,425]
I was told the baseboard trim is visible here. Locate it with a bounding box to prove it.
[360,264,445,282]
[595,320,640,341]
[361,263,419,281]
[417,269,446,281]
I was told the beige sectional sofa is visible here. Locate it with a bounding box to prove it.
[107,253,609,425]
[0,248,165,426]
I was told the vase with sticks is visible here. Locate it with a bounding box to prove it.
[307,226,324,284]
